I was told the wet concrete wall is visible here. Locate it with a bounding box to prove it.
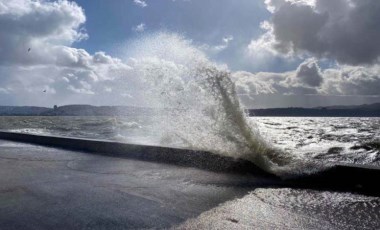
[0,131,267,175]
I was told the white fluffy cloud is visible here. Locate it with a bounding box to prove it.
[0,0,131,105]
[0,0,88,65]
[321,65,380,96]
[233,59,320,98]
[233,60,380,100]
[251,0,380,65]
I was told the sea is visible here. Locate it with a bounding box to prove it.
[0,116,379,170]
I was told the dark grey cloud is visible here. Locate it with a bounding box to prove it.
[295,59,323,87]
[256,0,380,65]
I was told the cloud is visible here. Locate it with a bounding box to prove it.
[132,23,146,32]
[245,20,295,70]
[242,0,380,107]
[247,21,278,57]
[321,65,380,96]
[233,60,380,100]
[0,0,131,105]
[0,88,10,94]
[2,0,378,109]
[0,1,216,107]
[295,59,323,87]
[0,0,87,66]
[214,35,234,51]
[233,59,322,98]
[200,35,234,54]
[252,0,380,65]
[133,0,147,8]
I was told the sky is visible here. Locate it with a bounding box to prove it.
[0,0,380,108]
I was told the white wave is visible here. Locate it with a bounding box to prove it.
[121,32,304,176]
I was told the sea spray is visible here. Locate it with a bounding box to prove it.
[124,33,308,175]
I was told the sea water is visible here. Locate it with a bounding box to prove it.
[0,116,379,172]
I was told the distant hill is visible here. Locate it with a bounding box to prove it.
[1,103,380,117]
[0,105,153,116]
[0,106,51,116]
[41,105,153,116]
[249,103,380,117]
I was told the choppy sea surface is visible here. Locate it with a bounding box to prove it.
[256,117,380,167]
[0,116,379,168]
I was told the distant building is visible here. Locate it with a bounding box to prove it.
[54,105,58,110]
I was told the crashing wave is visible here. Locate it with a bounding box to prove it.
[122,32,317,176]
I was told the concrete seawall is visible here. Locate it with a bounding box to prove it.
[0,131,268,175]
[0,131,379,196]
[289,163,380,196]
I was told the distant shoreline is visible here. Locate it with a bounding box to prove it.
[248,104,380,117]
[1,103,380,117]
